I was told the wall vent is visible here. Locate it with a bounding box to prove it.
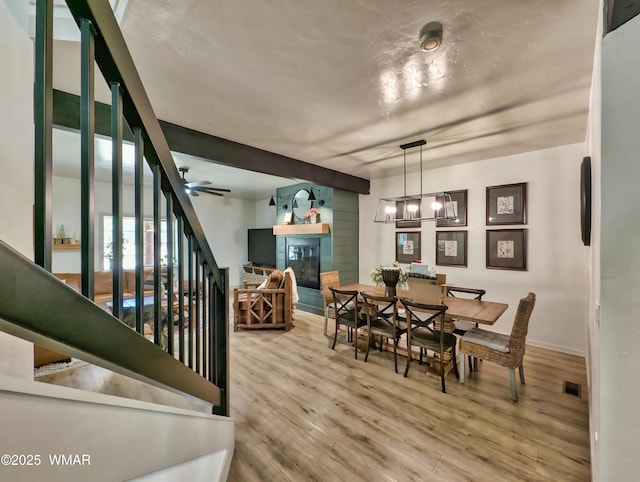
[563,381,581,397]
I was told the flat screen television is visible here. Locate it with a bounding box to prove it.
[247,228,276,267]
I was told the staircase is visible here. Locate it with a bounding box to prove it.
[0,0,233,479]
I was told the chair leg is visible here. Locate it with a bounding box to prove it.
[364,329,371,362]
[393,338,398,373]
[452,346,460,380]
[460,354,466,383]
[419,348,424,365]
[440,357,447,393]
[403,349,412,377]
[323,306,329,335]
[331,321,339,350]
[519,364,525,384]
[508,368,519,402]
[468,356,474,373]
[354,327,358,360]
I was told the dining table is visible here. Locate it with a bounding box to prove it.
[336,283,509,326]
[335,283,509,378]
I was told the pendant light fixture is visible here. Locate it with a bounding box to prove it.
[373,139,456,223]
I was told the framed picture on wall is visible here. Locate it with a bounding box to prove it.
[436,189,468,227]
[436,230,468,267]
[396,231,421,263]
[486,229,527,270]
[486,182,527,225]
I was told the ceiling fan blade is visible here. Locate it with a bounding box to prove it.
[192,188,224,196]
[184,180,211,188]
[194,186,231,193]
[188,189,199,197]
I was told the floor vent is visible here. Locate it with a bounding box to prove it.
[563,381,581,397]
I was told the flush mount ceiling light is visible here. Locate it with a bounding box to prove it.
[373,139,456,224]
[419,21,443,51]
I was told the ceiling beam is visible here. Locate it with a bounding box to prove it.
[52,90,370,195]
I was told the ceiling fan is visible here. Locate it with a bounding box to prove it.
[178,166,231,197]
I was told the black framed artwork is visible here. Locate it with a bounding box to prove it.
[436,230,468,267]
[486,229,527,271]
[396,231,421,263]
[580,156,592,246]
[486,182,527,225]
[436,189,468,227]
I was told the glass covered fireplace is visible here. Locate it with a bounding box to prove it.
[285,237,320,289]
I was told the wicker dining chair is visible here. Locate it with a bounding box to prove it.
[320,271,341,335]
[459,292,536,402]
[360,292,407,373]
[329,287,365,359]
[400,297,459,393]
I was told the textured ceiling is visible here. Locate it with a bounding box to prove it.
[50,0,600,195]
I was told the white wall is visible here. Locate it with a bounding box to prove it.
[255,197,278,229]
[190,194,257,288]
[360,143,588,355]
[0,0,36,380]
[600,13,640,480]
[585,1,602,478]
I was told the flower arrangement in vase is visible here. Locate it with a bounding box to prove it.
[370,261,411,290]
[303,207,320,224]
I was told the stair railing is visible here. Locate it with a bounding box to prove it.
[25,0,228,415]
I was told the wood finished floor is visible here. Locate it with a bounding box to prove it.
[227,310,591,482]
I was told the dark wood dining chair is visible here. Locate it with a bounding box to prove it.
[329,287,365,359]
[360,292,407,373]
[459,292,536,402]
[446,286,486,371]
[400,297,459,393]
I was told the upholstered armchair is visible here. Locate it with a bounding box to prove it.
[233,269,294,331]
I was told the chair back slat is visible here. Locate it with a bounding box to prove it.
[508,292,536,353]
[360,291,397,323]
[329,287,359,315]
[446,287,486,300]
[399,297,447,331]
[320,271,340,304]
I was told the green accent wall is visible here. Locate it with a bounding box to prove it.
[275,183,359,315]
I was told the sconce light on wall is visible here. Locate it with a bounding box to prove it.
[268,195,276,206]
[307,188,325,206]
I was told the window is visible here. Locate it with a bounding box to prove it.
[102,215,172,271]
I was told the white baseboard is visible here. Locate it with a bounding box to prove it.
[528,339,585,357]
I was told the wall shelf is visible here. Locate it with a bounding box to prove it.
[52,243,81,250]
[272,223,330,235]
